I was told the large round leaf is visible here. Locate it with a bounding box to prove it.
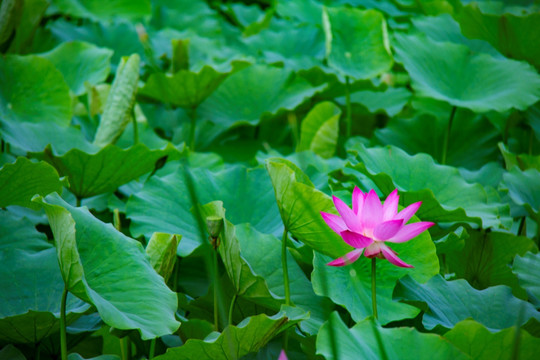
[35,193,180,339]
[446,230,536,299]
[127,164,282,256]
[337,87,412,117]
[297,101,340,159]
[513,251,540,305]
[40,41,113,96]
[0,248,89,343]
[139,65,230,109]
[0,55,71,126]
[316,313,468,360]
[154,306,307,360]
[394,274,540,332]
[311,215,439,325]
[52,0,151,22]
[393,33,540,112]
[0,157,63,210]
[444,320,540,360]
[346,144,511,229]
[322,7,393,80]
[266,159,350,258]
[0,210,50,252]
[31,143,181,199]
[457,4,540,69]
[374,110,501,169]
[198,64,324,129]
[502,168,540,221]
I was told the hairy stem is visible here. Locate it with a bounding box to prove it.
[228,293,237,327]
[149,338,156,360]
[345,76,352,138]
[189,107,197,151]
[213,246,219,331]
[60,286,68,360]
[281,228,291,306]
[441,106,457,165]
[371,258,378,319]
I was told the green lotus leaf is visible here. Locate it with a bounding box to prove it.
[266,159,351,258]
[445,319,540,360]
[52,0,151,22]
[513,251,540,306]
[312,212,439,325]
[49,19,144,65]
[146,232,180,283]
[0,55,71,126]
[412,14,500,56]
[502,168,540,220]
[139,65,231,109]
[457,4,540,69]
[297,101,340,158]
[31,143,180,199]
[244,24,325,71]
[0,248,90,343]
[374,111,500,169]
[446,230,536,298]
[235,224,333,334]
[346,144,511,229]
[393,33,540,112]
[154,306,307,360]
[68,354,120,360]
[317,313,468,360]
[40,41,113,96]
[34,193,180,339]
[394,274,540,331]
[0,345,26,360]
[0,210,50,252]
[0,120,95,154]
[323,6,392,80]
[499,142,540,171]
[337,87,411,117]
[198,64,324,129]
[276,0,322,25]
[7,0,48,54]
[0,157,63,210]
[127,164,282,256]
[199,201,280,308]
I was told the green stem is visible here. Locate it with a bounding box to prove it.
[528,126,534,156]
[76,197,81,208]
[518,216,526,237]
[60,286,68,360]
[288,112,299,149]
[189,107,197,151]
[132,113,138,145]
[228,293,237,326]
[113,209,121,231]
[345,76,352,138]
[441,106,457,165]
[149,338,156,360]
[371,258,378,319]
[35,343,41,360]
[213,247,219,331]
[281,228,291,306]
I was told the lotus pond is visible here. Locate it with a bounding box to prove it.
[1,0,540,359]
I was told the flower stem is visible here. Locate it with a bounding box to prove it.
[441,106,457,165]
[228,293,237,326]
[60,285,68,360]
[188,107,197,151]
[213,247,219,331]
[149,338,156,359]
[345,76,352,138]
[371,258,378,319]
[132,112,138,145]
[281,228,291,306]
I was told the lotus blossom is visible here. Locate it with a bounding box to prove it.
[278,350,287,360]
[321,187,434,268]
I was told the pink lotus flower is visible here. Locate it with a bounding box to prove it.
[278,350,287,360]
[321,188,434,268]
